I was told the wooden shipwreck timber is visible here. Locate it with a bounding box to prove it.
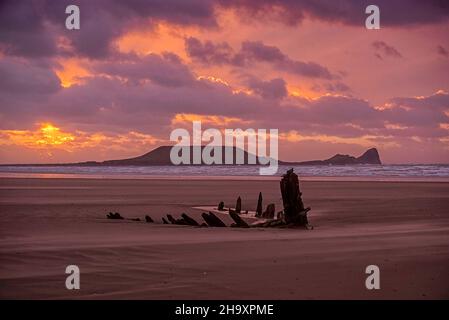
[106,168,312,229]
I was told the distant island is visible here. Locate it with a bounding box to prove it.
[75,146,381,166]
[0,146,381,166]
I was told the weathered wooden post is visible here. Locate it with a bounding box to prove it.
[280,168,311,226]
[256,192,263,217]
[235,196,242,214]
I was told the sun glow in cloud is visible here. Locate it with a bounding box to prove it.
[0,123,161,156]
[0,123,75,148]
[287,85,320,100]
[37,123,75,146]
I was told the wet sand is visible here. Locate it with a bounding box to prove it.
[0,177,448,299]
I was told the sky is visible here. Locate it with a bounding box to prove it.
[0,0,448,164]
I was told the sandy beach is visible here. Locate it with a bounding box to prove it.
[0,177,448,299]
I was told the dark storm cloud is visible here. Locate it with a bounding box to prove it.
[382,92,449,128]
[0,57,61,94]
[47,0,217,58]
[310,82,352,94]
[0,1,57,57]
[218,0,449,26]
[94,52,196,87]
[0,57,62,126]
[241,41,334,79]
[0,0,217,59]
[324,82,351,93]
[246,78,288,100]
[186,37,334,79]
[300,95,381,128]
[184,37,237,65]
[2,1,447,59]
[257,91,449,139]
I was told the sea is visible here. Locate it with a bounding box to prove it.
[0,164,448,181]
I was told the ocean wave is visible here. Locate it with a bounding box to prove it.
[0,164,448,179]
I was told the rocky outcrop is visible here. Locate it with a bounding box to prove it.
[285,148,381,165]
[356,148,381,164]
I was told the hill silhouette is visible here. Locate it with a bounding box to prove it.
[76,146,381,166]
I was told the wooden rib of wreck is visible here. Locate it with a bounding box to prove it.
[181,213,200,226]
[229,211,250,228]
[261,203,275,219]
[166,214,177,224]
[166,213,199,226]
[105,169,311,229]
[106,212,124,220]
[202,212,226,227]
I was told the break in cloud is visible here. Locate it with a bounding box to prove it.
[0,0,448,164]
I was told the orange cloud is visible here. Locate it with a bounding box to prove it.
[171,113,253,127]
[197,75,255,95]
[116,23,197,61]
[280,130,399,148]
[384,122,409,130]
[54,58,91,88]
[197,75,230,86]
